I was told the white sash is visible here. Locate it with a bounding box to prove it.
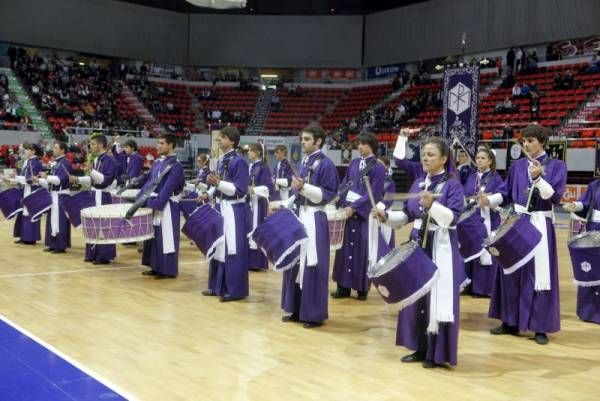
[427,224,455,334]
[297,206,320,289]
[479,206,493,266]
[249,193,259,250]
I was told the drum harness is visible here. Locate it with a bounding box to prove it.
[418,173,449,249]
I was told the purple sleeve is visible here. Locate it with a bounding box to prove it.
[314,158,339,204]
[443,179,466,225]
[228,157,249,198]
[258,164,274,194]
[128,154,144,179]
[545,160,567,205]
[57,160,73,188]
[95,156,116,189]
[394,157,423,182]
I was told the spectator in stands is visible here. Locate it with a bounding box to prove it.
[506,47,516,74]
[271,93,282,111]
[495,97,518,114]
[515,48,524,73]
[512,83,521,98]
[530,91,541,121]
[561,70,575,89]
[546,44,558,62]
[211,109,222,121]
[553,73,563,89]
[502,124,515,139]
[585,55,600,74]
[0,73,8,91]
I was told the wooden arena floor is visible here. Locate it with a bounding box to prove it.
[0,216,599,401]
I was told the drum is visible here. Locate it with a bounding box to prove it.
[81,204,154,244]
[182,204,224,260]
[252,208,308,271]
[267,201,284,216]
[568,231,600,286]
[325,206,347,251]
[179,192,199,219]
[367,241,438,309]
[111,189,140,204]
[456,207,488,262]
[22,188,52,222]
[485,214,542,273]
[0,187,23,219]
[569,214,587,239]
[62,191,96,228]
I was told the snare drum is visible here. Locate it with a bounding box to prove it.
[111,189,140,204]
[457,207,488,262]
[367,241,438,309]
[325,205,347,251]
[181,204,224,261]
[485,214,542,273]
[0,187,23,219]
[568,231,600,286]
[252,208,307,271]
[62,191,96,228]
[22,188,52,222]
[81,204,154,244]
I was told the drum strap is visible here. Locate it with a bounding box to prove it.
[337,157,378,201]
[418,174,449,247]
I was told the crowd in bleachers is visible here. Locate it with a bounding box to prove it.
[0,69,33,131]
[12,49,144,138]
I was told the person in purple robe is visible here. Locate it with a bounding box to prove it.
[121,140,145,186]
[37,141,72,253]
[139,134,185,279]
[271,145,294,201]
[488,124,567,345]
[13,143,44,245]
[279,125,339,328]
[181,154,211,218]
[374,137,465,368]
[247,143,273,271]
[202,127,251,302]
[461,147,504,297]
[112,136,128,187]
[377,156,396,250]
[456,149,476,186]
[332,132,386,300]
[562,180,600,324]
[70,135,117,265]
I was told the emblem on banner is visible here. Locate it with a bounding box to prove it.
[448,83,471,115]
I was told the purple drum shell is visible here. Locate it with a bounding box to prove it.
[182,204,224,258]
[0,187,23,219]
[368,241,438,308]
[456,208,487,262]
[81,208,153,244]
[252,208,307,271]
[485,214,542,273]
[22,188,52,222]
[62,191,96,227]
[179,192,199,219]
[568,231,600,285]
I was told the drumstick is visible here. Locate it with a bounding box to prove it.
[383,192,443,201]
[362,176,378,209]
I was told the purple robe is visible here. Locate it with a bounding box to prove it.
[271,158,294,201]
[488,154,567,333]
[332,156,386,292]
[44,156,72,251]
[14,157,43,243]
[573,179,600,324]
[126,152,145,184]
[85,153,117,263]
[141,155,185,276]
[281,151,339,323]
[457,163,476,186]
[207,151,251,298]
[248,160,273,271]
[395,172,464,366]
[462,170,504,296]
[394,158,425,183]
[112,145,128,186]
[381,173,396,250]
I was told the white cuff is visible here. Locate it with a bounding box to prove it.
[253,185,269,199]
[429,201,454,228]
[573,201,584,212]
[487,193,503,208]
[275,178,289,188]
[197,182,208,193]
[38,178,49,188]
[78,176,92,186]
[217,180,236,196]
[15,175,26,185]
[47,175,61,185]
[386,211,408,228]
[90,169,105,185]
[376,201,386,211]
[534,177,555,200]
[185,183,196,192]
[207,187,216,198]
[393,135,408,160]
[300,183,323,203]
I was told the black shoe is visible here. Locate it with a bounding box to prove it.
[142,270,157,276]
[220,295,244,302]
[401,351,425,363]
[490,323,518,335]
[201,289,216,296]
[92,260,110,265]
[303,322,323,329]
[84,259,93,263]
[533,332,549,345]
[50,249,65,254]
[357,291,368,301]
[155,274,176,280]
[282,314,299,323]
[22,241,35,245]
[422,360,435,369]
[331,288,351,299]
[43,247,54,252]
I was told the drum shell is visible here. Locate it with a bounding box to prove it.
[81,204,154,244]
[182,204,224,257]
[22,188,52,222]
[568,231,600,285]
[456,208,488,262]
[486,214,542,272]
[0,187,23,219]
[62,191,95,228]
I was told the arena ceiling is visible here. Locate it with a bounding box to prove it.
[118,0,430,15]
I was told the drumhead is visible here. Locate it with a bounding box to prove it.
[493,214,521,241]
[568,230,600,248]
[458,206,479,222]
[81,204,152,218]
[325,208,347,221]
[369,241,419,277]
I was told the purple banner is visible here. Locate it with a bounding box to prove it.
[441,66,480,161]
